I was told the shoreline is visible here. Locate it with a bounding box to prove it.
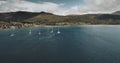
[0,24,120,30]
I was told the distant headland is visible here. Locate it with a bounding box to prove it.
[0,11,120,30]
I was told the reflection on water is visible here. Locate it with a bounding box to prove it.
[0,26,120,63]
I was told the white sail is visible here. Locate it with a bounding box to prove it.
[50,27,54,33]
[38,32,41,35]
[29,30,32,35]
[57,27,61,34]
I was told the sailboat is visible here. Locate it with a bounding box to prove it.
[10,33,15,37]
[10,30,15,37]
[38,31,41,35]
[50,27,54,33]
[29,29,32,35]
[57,27,61,34]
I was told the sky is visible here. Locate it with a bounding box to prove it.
[0,0,120,15]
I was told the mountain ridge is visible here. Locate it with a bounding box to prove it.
[0,11,53,22]
[113,11,120,15]
[0,11,120,29]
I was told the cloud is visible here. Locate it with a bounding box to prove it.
[66,0,120,15]
[0,0,64,14]
[0,0,120,15]
[84,0,120,13]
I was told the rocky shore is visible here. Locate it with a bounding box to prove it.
[0,22,91,30]
[0,22,33,30]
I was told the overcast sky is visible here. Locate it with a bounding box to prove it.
[0,0,120,15]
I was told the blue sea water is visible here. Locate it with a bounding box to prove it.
[0,26,120,63]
